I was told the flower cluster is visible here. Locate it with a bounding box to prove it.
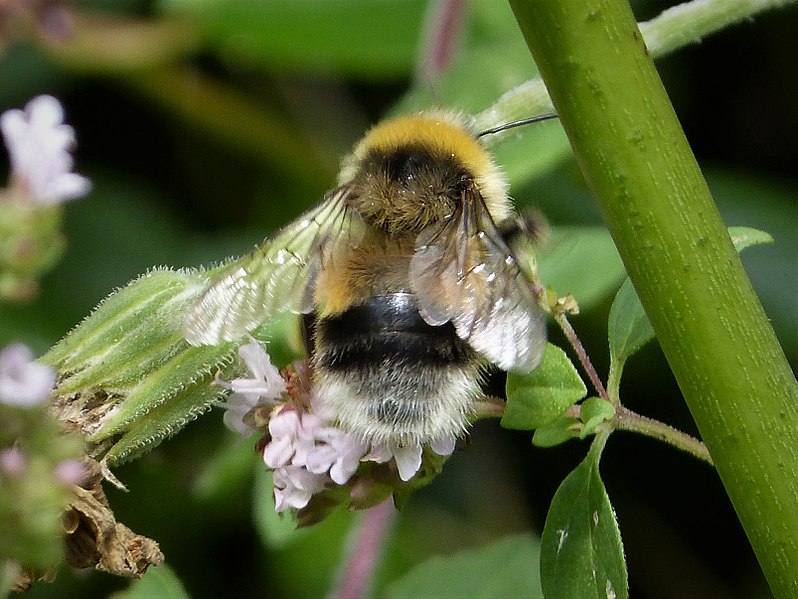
[264,409,367,511]
[0,95,91,300]
[0,341,87,575]
[1,95,91,205]
[0,342,85,484]
[222,338,456,513]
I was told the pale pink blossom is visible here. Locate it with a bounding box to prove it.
[263,409,306,468]
[0,343,55,408]
[222,393,260,435]
[366,442,424,482]
[1,95,91,204]
[230,339,459,511]
[0,447,27,477]
[273,465,328,512]
[429,434,457,457]
[53,458,87,486]
[229,338,286,400]
[221,338,286,434]
[364,434,457,481]
[305,426,369,485]
[263,404,369,509]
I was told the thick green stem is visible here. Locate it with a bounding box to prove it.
[508,0,798,596]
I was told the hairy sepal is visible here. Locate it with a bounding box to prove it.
[43,268,239,466]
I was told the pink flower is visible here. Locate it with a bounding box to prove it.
[222,393,261,435]
[365,434,456,482]
[53,458,87,486]
[263,409,316,469]
[365,442,424,482]
[0,343,55,408]
[262,405,369,510]
[305,426,369,485]
[273,465,328,512]
[0,447,27,477]
[429,434,457,457]
[221,338,286,434]
[230,340,460,512]
[1,95,90,204]
[229,338,286,400]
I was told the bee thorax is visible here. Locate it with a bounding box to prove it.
[345,145,471,235]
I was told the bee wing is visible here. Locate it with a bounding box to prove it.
[409,190,546,373]
[184,186,355,346]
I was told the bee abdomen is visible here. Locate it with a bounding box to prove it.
[317,293,473,370]
[312,293,482,445]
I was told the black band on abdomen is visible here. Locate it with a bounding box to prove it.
[315,293,474,371]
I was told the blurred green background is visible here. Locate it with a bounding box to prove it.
[1,0,795,597]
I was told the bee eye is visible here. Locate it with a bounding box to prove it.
[385,149,430,183]
[455,173,472,193]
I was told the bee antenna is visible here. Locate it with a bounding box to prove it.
[477,113,559,138]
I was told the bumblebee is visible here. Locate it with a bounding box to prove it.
[184,110,547,447]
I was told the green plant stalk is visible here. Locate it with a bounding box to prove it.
[613,407,713,465]
[125,66,337,188]
[553,311,610,402]
[477,0,798,135]
[638,0,797,60]
[508,0,798,596]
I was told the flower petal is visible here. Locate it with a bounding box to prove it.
[0,343,56,407]
[365,441,423,482]
[430,434,457,456]
[392,444,423,481]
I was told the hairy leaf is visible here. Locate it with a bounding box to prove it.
[503,343,586,431]
[540,439,627,599]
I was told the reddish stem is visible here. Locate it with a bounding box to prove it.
[332,499,395,599]
[554,312,611,402]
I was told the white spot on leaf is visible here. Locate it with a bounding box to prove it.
[556,528,568,553]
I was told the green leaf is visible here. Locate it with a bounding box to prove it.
[532,415,579,448]
[91,341,236,441]
[110,563,190,599]
[579,397,616,439]
[607,277,655,374]
[386,533,543,599]
[537,226,626,311]
[158,0,426,79]
[540,437,628,599]
[42,269,194,369]
[503,343,586,430]
[727,226,774,252]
